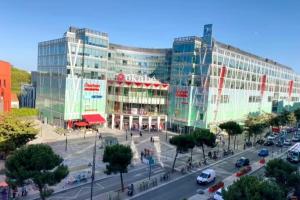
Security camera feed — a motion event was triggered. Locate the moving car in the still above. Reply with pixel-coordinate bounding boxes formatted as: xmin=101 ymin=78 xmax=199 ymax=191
xmin=263 ymin=140 xmax=274 ymax=146
xmin=235 ymin=157 xmax=250 ymax=168
xmin=214 ymin=188 xmax=224 ymax=200
xmin=258 ymin=148 xmax=269 ymax=157
xmin=197 ymin=169 xmax=216 ymax=185
xmin=287 ymin=143 xmax=300 ymax=163
xmin=284 ymin=139 xmax=292 ymax=146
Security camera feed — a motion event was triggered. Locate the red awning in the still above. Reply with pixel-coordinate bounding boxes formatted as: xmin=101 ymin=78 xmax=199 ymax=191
xmin=83 ymin=114 xmax=106 ymax=125
xmin=74 ymin=121 xmax=89 ymax=127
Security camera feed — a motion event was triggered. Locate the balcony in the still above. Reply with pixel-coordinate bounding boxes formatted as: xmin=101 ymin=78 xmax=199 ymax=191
xmin=107 ymin=95 xmax=166 ymax=105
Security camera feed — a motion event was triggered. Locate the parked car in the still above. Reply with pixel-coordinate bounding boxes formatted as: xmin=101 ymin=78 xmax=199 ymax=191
xmin=264 ymin=140 xmax=274 ymax=146
xmin=258 ymin=148 xmax=269 ymax=157
xmin=267 ymin=134 xmax=277 ymax=141
xmin=256 ymin=139 xmax=265 ymax=145
xmin=283 ymin=139 xmax=292 ymax=146
xmin=235 ymin=157 xmax=250 ymax=168
xmin=292 ymin=136 xmax=300 ymax=142
xmin=197 ymin=169 xmax=216 ymax=185
xmin=214 ymin=188 xmax=224 ymax=200
xmin=276 ymin=140 xmax=284 ymax=147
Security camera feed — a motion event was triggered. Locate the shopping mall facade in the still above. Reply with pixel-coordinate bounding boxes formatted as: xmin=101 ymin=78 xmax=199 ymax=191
xmin=34 ymin=25 xmax=300 ymax=131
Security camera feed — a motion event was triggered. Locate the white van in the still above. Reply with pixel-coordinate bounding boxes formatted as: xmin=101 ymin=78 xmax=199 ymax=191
xmin=196 ymin=169 xmax=216 ymax=184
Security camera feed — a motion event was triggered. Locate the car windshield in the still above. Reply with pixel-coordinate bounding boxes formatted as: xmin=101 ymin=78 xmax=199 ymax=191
xmin=200 ymin=173 xmax=209 ymax=178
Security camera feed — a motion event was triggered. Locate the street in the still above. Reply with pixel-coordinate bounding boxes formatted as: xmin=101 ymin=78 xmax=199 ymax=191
xmin=130 ymin=144 xmax=291 ymax=200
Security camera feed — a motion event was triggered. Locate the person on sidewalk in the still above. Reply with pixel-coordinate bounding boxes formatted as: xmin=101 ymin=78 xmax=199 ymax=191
xmin=139 ymin=131 xmax=142 ymax=137
xmin=130 ymin=132 xmax=133 ymax=137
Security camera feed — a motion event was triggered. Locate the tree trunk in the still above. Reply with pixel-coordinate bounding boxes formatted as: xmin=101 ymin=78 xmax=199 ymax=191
xmin=190 ymin=148 xmax=193 ymax=164
xmin=172 ymin=150 xmax=179 ymax=172
xmin=201 ymin=144 xmax=206 ymax=162
xmin=248 ymin=132 xmax=251 ymax=142
xmin=227 ymin=135 xmax=231 ymax=150
xmin=234 ymin=135 xmax=237 ymax=150
xmin=38 ymin=185 xmax=45 ymax=200
xmin=120 ymin=172 xmax=124 ymax=192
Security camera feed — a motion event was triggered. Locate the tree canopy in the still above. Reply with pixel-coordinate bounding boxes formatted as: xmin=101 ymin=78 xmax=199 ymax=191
xmin=219 ymin=121 xmax=242 ymax=150
xmin=193 ymin=128 xmax=216 ymax=161
xmin=103 ymin=144 xmax=133 ymax=191
xmin=223 ymin=176 xmax=285 ymax=200
xmin=11 ymin=67 xmax=31 ymax=94
xmin=5 ymin=144 xmax=69 ymax=200
xmin=265 ymin=158 xmax=300 ymax=194
xmin=0 ymin=114 xmax=37 ymax=157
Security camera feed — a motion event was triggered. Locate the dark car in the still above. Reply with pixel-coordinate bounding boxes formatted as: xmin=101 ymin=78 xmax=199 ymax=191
xmin=258 ymin=149 xmax=269 ymax=157
xmin=263 ymin=140 xmax=274 ymax=146
xmin=256 ymin=139 xmax=265 ymax=145
xmin=276 ymin=140 xmax=283 ymax=147
xmin=235 ymin=157 xmax=250 ymax=168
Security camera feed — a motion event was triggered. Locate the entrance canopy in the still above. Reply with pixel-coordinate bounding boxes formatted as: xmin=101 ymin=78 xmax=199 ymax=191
xmin=83 ymin=114 xmax=106 ymax=125
xmin=74 ymin=121 xmax=89 ymax=127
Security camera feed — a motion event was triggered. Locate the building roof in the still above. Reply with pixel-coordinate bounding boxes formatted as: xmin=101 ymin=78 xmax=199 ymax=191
xmin=109 ymin=43 xmax=171 ymax=54
xmin=214 ymin=40 xmax=293 ymax=71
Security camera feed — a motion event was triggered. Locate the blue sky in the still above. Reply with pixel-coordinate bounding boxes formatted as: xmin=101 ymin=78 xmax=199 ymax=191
xmin=0 ymin=0 xmax=299 ymax=72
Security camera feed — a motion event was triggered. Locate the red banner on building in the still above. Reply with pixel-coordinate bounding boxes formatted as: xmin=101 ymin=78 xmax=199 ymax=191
xmin=260 ymin=75 xmax=267 ymax=96
xmin=84 ymin=83 xmax=100 ymax=91
xmin=288 ymin=80 xmax=294 ymax=98
xmin=176 ymin=90 xmax=188 ymax=98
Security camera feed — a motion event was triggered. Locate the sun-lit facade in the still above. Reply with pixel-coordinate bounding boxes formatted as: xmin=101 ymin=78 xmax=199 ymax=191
xmin=34 ymin=25 xmax=300 ymax=130
xmin=169 ymin=24 xmax=300 ymax=132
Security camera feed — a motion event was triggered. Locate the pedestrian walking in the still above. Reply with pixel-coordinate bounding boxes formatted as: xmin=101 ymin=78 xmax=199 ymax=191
xmin=139 ymin=130 xmax=142 ymax=137
xmin=130 ymin=132 xmax=133 ymax=137
xmin=126 ymin=134 xmax=128 ymax=141
xmin=150 ymin=136 xmax=153 ymax=142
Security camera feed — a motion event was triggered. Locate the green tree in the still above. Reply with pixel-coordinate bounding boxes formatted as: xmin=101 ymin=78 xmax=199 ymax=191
xmin=5 ymin=144 xmax=69 ymax=200
xmin=244 ymin=115 xmax=267 ymax=143
xmin=0 ymin=114 xmax=38 ymax=157
xmin=223 ymin=176 xmax=285 ymax=200
xmin=294 ymin=108 xmax=300 ymax=122
xmin=103 ymin=144 xmax=133 ymax=191
xmin=219 ymin=121 xmax=242 ymax=150
xmin=192 ymin=129 xmax=216 ymax=162
xmin=169 ymin=135 xmax=194 ymax=172
xmin=287 ymin=112 xmax=297 ymax=127
xmin=265 ymin=158 xmax=300 ymax=194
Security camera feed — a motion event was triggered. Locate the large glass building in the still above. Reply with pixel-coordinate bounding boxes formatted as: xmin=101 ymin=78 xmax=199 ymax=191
xmin=169 ymin=24 xmax=300 ymax=132
xmin=34 ymin=27 xmax=171 ymax=127
xmin=34 ymin=25 xmax=300 ymax=130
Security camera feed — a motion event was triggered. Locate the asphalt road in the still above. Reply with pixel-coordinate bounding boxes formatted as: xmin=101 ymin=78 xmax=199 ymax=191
xmin=130 ymin=144 xmax=291 ymax=200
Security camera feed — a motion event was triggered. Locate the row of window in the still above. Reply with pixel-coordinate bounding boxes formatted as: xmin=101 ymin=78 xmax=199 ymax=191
xmin=211 ymin=95 xmax=230 ymax=104
xmin=249 ymin=96 xmax=261 ymax=103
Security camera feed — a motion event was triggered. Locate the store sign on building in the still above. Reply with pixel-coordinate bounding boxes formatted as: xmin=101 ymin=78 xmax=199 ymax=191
xmin=84 ymin=83 xmax=100 ymax=91
xmin=176 ymin=90 xmax=189 ymax=98
xmin=116 ymin=73 xmax=157 ymax=83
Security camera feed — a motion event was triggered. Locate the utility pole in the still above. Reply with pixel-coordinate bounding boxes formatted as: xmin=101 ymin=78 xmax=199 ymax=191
xmin=90 ymin=131 xmax=97 ymax=200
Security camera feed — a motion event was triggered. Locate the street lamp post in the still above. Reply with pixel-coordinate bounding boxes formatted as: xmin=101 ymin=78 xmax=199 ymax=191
xmin=90 ymin=130 xmax=97 ymax=200
xmin=65 ymin=132 xmax=68 ymax=152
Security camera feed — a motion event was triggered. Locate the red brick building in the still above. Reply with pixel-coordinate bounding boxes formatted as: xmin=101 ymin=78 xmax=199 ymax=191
xmin=0 ymin=61 xmax=11 ymax=112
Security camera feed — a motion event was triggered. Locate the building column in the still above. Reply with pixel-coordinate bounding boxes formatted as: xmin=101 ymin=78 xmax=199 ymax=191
xmin=139 ymin=116 xmax=143 ymax=131
xmin=148 ymin=116 xmax=152 ymax=133
xmin=112 ymin=114 xmax=115 ymax=129
xmin=165 ymin=115 xmax=168 ymax=130
xmin=129 ymin=116 xmax=133 ymax=131
xmin=157 ymin=116 xmax=161 ymax=131
xmin=120 ymin=115 xmax=124 ymax=130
